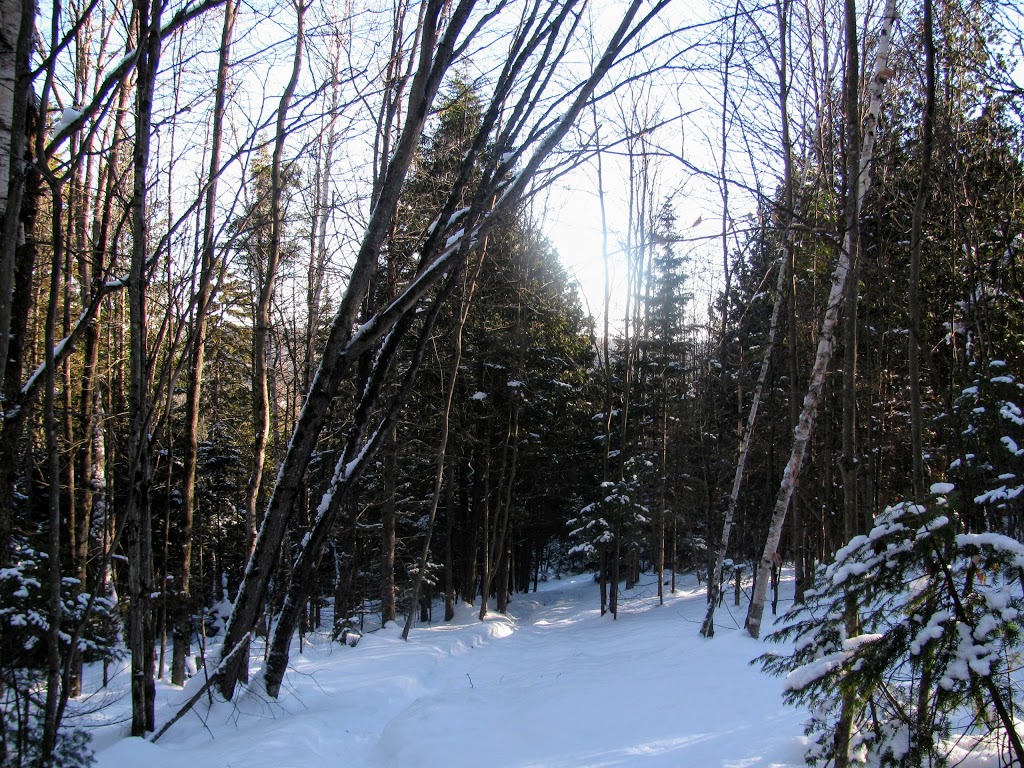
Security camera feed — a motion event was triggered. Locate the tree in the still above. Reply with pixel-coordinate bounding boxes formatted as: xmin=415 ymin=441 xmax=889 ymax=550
xmin=759 ymin=487 xmax=1024 ymax=766
xmin=172 ymin=0 xmax=237 ymax=689
xmin=745 ymin=0 xmax=898 ymax=640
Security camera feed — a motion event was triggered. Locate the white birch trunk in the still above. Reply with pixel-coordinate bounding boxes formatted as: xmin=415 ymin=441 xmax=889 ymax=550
xmin=701 ymin=244 xmax=790 ymax=637
xmin=0 ymin=0 xmax=18 ymax=217
xmin=0 ymin=0 xmax=28 ymax=406
xmin=745 ymin=0 xmax=898 ymax=639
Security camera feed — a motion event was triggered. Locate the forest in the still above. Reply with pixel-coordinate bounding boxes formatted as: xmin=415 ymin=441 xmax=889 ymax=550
xmin=0 ymin=0 xmax=1022 ymax=765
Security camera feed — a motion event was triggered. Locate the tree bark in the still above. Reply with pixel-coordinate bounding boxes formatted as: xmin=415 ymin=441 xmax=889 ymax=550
xmin=479 ymin=294 xmax=523 ymax=621
xmin=380 ymin=423 xmax=398 ymax=626
xmin=0 ymin=0 xmax=34 ymax=416
xmin=39 ymin=183 xmax=65 ymax=768
xmin=909 ymin=0 xmax=935 ymax=502
xmin=835 ymin=5 xmax=865 ymax=762
xmin=0 ymin=0 xmax=35 ymax=567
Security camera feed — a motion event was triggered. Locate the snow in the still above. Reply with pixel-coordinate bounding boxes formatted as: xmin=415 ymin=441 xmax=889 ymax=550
xmin=999 ymin=402 xmax=1024 ymax=426
xmin=448 ymin=207 xmax=471 ymax=223
xmin=784 ymin=650 xmax=847 ymax=691
xmin=956 ymin=531 xmax=1024 ymax=562
xmin=53 ymin=107 xmax=82 ymax=135
xmin=88 ymin=573 xmax=813 ymax=768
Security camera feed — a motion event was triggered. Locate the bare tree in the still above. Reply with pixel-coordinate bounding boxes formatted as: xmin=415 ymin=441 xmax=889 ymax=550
xmin=172 ymin=0 xmax=237 ymax=687
xmin=125 ymin=0 xmax=163 ymax=735
xmin=245 ymin=0 xmax=306 ymax=559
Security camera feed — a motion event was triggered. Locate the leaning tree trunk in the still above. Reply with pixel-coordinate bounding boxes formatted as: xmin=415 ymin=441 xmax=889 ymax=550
xmin=265 ymin=279 xmax=455 ymax=697
xmin=216 ymin=2 xmax=468 ymax=699
xmin=702 ymin=0 xmax=807 ymax=631
xmin=701 ymin=227 xmax=791 ymax=637
xmin=745 ymin=0 xmax=897 ymax=640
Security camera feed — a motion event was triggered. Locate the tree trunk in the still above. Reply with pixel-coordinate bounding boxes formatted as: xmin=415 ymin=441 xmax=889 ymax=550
xmin=219 ymin=0 xmax=663 ymax=698
xmin=0 ymin=0 xmax=35 ymax=566
xmin=265 ymin=279 xmax=455 ymax=697
xmin=380 ymin=424 xmax=398 ymax=626
xmin=788 ymin=239 xmax=804 ymax=602
xmin=479 ymin=305 xmax=522 ymax=622
xmin=909 ymin=0 xmax=935 ymax=502
xmin=443 ymin=473 xmax=456 ymax=621
xmin=173 ymin=0 xmax=235 ymax=688
xmin=245 ymin=0 xmax=304 ymax=562
xmin=127 ymin=0 xmax=163 ymax=734
xmin=0 ymin=0 xmax=34 ymax=413
xmin=701 ymin=229 xmax=791 ymax=637
xmin=745 ymin=0 xmax=897 ymax=640
xmin=218 ymin=2 xmax=469 ymax=698
xmin=495 ymin=534 xmax=511 ymax=614
xmin=657 ymin=397 xmax=667 ymax=605
xmin=835 ymin=3 xmax=864 ymax=759
xmin=39 ymin=185 xmax=65 ymax=768
xmin=402 ymin=261 xmax=479 ymax=640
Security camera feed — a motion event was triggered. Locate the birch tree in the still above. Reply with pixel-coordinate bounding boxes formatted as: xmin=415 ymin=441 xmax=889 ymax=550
xmin=0 ymin=0 xmax=35 ymax=428
xmin=745 ymin=0 xmax=898 ymax=640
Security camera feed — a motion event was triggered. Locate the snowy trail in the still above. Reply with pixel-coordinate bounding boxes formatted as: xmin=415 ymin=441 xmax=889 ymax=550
xmin=92 ymin=574 xmax=808 ymax=768
xmin=372 ymin=576 xmax=806 ymax=767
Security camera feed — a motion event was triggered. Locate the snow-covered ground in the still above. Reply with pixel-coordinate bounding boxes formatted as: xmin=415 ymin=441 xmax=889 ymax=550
xmin=89 ymin=573 xmax=812 ymax=767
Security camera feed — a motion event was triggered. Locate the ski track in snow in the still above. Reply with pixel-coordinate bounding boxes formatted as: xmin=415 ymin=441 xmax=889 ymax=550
xmin=91 ymin=574 xmax=809 ymax=768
